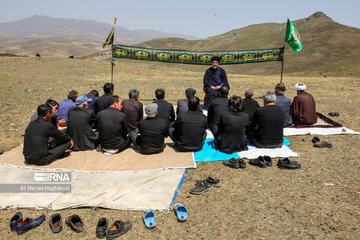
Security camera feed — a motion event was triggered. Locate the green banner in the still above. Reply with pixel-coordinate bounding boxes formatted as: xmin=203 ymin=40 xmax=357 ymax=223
xmin=285 ymin=19 xmax=303 ymax=53
xmin=112 ymin=45 xmax=284 ymax=65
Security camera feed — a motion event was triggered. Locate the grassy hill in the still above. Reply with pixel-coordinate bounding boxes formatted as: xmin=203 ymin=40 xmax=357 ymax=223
xmin=137 ymin=12 xmax=360 ymax=76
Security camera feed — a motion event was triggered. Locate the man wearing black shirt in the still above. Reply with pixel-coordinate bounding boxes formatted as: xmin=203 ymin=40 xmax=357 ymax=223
xmin=248 ymin=92 xmax=285 ymax=148
xmin=23 ymin=104 xmax=73 ymax=165
xmin=95 ymin=83 xmax=114 ymax=114
xmin=170 ymin=96 xmax=207 ymax=152
xmin=207 ymin=86 xmax=229 ymax=136
xmin=96 ymin=95 xmax=130 ymax=155
xmin=121 ymin=89 xmax=143 ymax=132
xmin=153 ymin=89 xmax=175 ymax=126
xmin=130 ymin=103 xmax=168 ymax=154
xmin=241 ymin=88 xmax=259 ymax=122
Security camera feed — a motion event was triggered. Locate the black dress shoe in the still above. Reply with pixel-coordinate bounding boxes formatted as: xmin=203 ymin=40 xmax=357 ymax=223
xmin=10 ymin=211 xmax=23 ymax=231
xmin=106 ymin=220 xmax=132 ymax=240
xmin=48 ymin=213 xmax=62 ymax=233
xmin=65 ymin=214 xmax=84 ymax=233
xmin=238 ymin=159 xmax=246 ymax=168
xmin=263 ymin=156 xmax=272 ymax=167
xmin=96 ymin=217 xmax=109 ymax=239
xmin=249 ymin=156 xmax=267 ymax=168
xmin=15 ymin=215 xmax=46 ymax=235
xmin=277 ymin=158 xmax=301 ymax=170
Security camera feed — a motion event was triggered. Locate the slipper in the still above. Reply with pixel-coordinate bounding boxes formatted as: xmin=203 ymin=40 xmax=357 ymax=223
xmin=173 ymin=203 xmax=188 ymax=222
xmin=142 ymin=209 xmax=156 ymax=229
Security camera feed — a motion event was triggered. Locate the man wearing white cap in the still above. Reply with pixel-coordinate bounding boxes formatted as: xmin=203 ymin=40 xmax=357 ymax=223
xmin=290 ymin=83 xmax=317 ymax=125
xmin=66 ymin=94 xmax=97 ymax=151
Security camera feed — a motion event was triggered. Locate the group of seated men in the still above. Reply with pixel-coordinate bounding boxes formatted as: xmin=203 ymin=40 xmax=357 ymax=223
xmin=23 ymin=81 xmax=316 ymax=166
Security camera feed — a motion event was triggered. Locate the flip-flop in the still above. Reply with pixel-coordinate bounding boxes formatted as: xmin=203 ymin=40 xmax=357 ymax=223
xmin=142 ymin=208 xmax=156 ymax=229
xmin=174 ymin=203 xmax=188 ymax=222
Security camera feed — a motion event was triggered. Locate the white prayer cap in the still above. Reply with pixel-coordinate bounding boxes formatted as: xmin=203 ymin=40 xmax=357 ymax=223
xmin=295 ymin=83 xmax=307 ymax=91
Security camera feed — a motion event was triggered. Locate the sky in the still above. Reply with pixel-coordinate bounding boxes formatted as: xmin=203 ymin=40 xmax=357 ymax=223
xmin=1 ymin=0 xmax=359 ymax=38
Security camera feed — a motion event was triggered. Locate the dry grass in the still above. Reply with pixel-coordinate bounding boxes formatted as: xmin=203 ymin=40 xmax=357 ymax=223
xmin=0 ymin=57 xmax=359 ymax=239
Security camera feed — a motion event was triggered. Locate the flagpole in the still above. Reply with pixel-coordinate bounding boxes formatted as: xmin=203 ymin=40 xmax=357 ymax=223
xmin=111 ymin=17 xmax=117 ymax=84
xmin=280 ymin=44 xmax=285 ymax=83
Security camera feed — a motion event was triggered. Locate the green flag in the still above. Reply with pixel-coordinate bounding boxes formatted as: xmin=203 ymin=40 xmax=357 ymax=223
xmin=285 ymin=18 xmax=303 ymax=53
xmin=103 ymin=18 xmax=117 ymax=48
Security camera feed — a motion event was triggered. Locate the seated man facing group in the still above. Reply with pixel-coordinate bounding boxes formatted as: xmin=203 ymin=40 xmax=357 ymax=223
xmin=130 ymin=103 xmax=168 ymax=154
xmin=66 ymin=95 xmax=97 ymax=151
xmin=96 ymin=95 xmax=130 ymax=155
xmin=207 ymin=86 xmax=229 ymax=136
xmin=57 ymin=90 xmax=79 ymax=127
xmin=248 ymin=91 xmax=285 ymax=148
xmin=214 ymin=96 xmax=248 ymax=154
xmin=153 ymin=88 xmax=175 ymax=126
xmin=121 ymin=89 xmax=143 ymax=133
xmin=23 ymin=104 xmax=73 ymax=165
xmin=291 ymin=83 xmax=317 ymax=125
xmin=170 ymin=96 xmax=208 ymax=152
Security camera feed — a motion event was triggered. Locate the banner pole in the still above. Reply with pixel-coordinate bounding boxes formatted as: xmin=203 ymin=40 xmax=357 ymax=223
xmin=280 ymin=44 xmax=285 ymax=83
xmin=111 ymin=44 xmax=114 ymax=84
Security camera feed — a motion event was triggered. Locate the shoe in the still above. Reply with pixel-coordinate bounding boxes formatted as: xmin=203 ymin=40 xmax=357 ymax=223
xmin=10 ymin=211 xmax=23 ymax=231
xmin=263 ymin=156 xmax=272 ymax=167
xmin=96 ymin=217 xmax=109 ymax=239
xmin=312 ymin=137 xmax=320 ymax=144
xmin=249 ymin=156 xmax=267 ymax=168
xmin=142 ymin=209 xmax=156 ymax=229
xmin=277 ymin=158 xmax=301 ymax=170
xmin=204 ymin=176 xmax=221 ymax=187
xmin=173 ymin=203 xmax=188 ymax=222
xmin=190 ymin=180 xmax=213 ymax=195
xmin=48 ymin=213 xmax=62 ymax=233
xmin=106 ymin=221 xmax=132 ymax=239
xmin=238 ymin=159 xmax=246 ymax=168
xmin=15 ymin=215 xmax=45 ymax=235
xmin=223 ymin=158 xmax=240 ymax=169
xmin=65 ymin=214 xmax=84 ymax=233
xmin=314 ymin=141 xmax=333 ymax=148
xmin=328 ymin=112 xmax=339 ymax=116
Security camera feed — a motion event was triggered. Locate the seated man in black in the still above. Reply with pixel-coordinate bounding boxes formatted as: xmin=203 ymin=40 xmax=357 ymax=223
xmin=30 ymin=99 xmax=59 ymax=126
xmin=207 ymin=86 xmax=229 ymax=136
xmin=153 ymin=88 xmax=175 ymax=126
xmin=129 ymin=103 xmax=168 ymax=154
xmin=169 ymin=96 xmax=208 ymax=152
xmin=96 ymin=95 xmax=130 ymax=155
xmin=176 ymin=88 xmax=197 ymax=115
xmin=95 ymin=83 xmax=114 ymax=114
xmin=66 ymin=95 xmax=97 ymax=151
xmin=214 ymin=96 xmax=248 ymax=154
xmin=23 ymin=104 xmax=73 ymax=165
xmin=121 ymin=89 xmax=143 ymax=133
xmin=241 ymin=88 xmax=259 ymax=122
xmin=248 ymin=91 xmax=285 ymax=148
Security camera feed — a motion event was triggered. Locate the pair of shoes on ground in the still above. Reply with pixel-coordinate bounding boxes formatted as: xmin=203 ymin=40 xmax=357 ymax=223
xmin=96 ymin=218 xmax=132 ymax=239
xmin=49 ymin=214 xmax=84 ymax=233
xmin=142 ymin=204 xmax=188 ymax=229
xmin=223 ymin=158 xmax=246 ymax=169
xmin=249 ymin=156 xmax=272 ymax=168
xmin=312 ymin=137 xmax=333 ymax=148
xmin=10 ymin=211 xmax=45 ymax=235
xmin=277 ymin=158 xmax=301 ymax=170
xmin=190 ymin=176 xmax=220 ymax=195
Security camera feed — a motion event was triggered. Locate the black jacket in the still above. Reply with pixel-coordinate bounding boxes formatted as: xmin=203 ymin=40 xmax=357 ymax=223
xmin=215 ymin=111 xmax=248 ymax=154
xmin=207 ymin=96 xmax=228 ymax=133
xmin=173 ymin=111 xmax=208 ymax=151
xmin=121 ymin=99 xmax=144 ymax=131
xmin=154 ymin=99 xmax=175 ymax=124
xmin=66 ymin=107 xmax=97 ymax=151
xmin=95 ymin=93 xmax=111 ymax=114
xmin=96 ymin=107 xmax=128 ymax=149
xmin=203 ymin=67 xmax=229 ymax=109
xmin=241 ymin=97 xmax=259 ymax=122
xmin=138 ymin=117 xmax=168 ymax=152
xmin=23 ymin=117 xmax=71 ymax=161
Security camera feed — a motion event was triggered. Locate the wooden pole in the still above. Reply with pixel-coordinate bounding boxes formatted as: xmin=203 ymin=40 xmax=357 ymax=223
xmin=280 ymin=44 xmax=285 ymax=83
xmin=111 ymin=17 xmax=117 ymax=84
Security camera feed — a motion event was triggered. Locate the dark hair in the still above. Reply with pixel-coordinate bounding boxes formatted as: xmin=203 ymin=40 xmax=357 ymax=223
xmin=45 ymin=99 xmax=58 ymax=107
xmin=68 ymin=90 xmax=78 ymax=100
xmin=188 ymin=96 xmax=200 ymax=111
xmin=108 ymin=95 xmax=120 ymax=106
xmin=89 ymin=90 xmax=99 ymax=97
xmin=155 ymin=89 xmax=165 ymax=99
xmin=185 ymin=88 xmax=196 ymax=99
xmin=103 ymin=83 xmax=114 ymax=94
xmin=129 ymin=89 xmax=140 ymax=99
xmin=211 ymin=56 xmax=221 ymax=63
xmin=228 ymin=96 xmax=243 ymax=113
xmin=219 ymin=86 xmax=229 ymax=97
xmin=37 ymin=104 xmax=52 ymax=117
